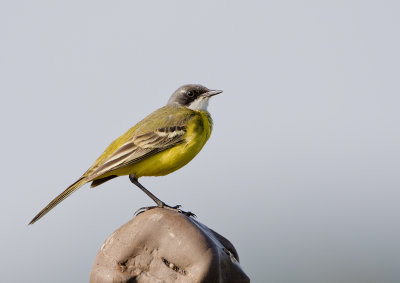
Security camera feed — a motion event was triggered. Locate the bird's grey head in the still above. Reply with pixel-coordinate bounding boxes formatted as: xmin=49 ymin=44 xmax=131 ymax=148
xmin=167 ymin=84 xmax=222 ymax=111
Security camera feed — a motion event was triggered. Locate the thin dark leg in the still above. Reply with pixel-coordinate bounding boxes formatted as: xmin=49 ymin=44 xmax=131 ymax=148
xmin=129 ymin=174 xmax=165 ymax=207
xmin=128 ymin=174 xmax=195 ymax=217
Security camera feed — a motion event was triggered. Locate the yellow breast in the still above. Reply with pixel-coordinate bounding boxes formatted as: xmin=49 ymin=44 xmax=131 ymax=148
xmin=131 ymin=110 xmax=213 ymax=177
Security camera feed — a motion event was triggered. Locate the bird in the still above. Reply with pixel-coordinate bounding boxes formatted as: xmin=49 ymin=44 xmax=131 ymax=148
xmin=29 ymin=84 xmax=222 ymax=224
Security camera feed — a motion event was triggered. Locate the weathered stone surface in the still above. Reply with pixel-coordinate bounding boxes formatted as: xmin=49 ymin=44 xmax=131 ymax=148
xmin=90 ymin=208 xmax=249 ymax=283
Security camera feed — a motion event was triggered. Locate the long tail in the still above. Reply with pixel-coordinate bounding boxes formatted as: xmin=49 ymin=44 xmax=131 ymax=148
xmin=29 ymin=177 xmax=87 ymax=225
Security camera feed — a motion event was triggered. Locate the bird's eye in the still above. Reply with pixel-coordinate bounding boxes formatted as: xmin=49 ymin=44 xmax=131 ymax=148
xmin=187 ymin=91 xmax=194 ymax=97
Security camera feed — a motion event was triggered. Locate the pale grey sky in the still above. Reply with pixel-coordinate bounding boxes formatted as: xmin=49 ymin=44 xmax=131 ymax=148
xmin=1 ymin=1 xmax=400 ymax=282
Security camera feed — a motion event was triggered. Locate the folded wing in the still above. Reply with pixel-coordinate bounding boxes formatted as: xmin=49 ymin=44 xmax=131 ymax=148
xmin=88 ymin=126 xmax=187 ymax=180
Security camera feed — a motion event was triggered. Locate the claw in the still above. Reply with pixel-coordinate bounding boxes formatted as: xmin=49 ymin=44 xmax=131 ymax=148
xmin=184 ymin=211 xmax=196 ymax=218
xmin=134 ymin=206 xmax=150 ymax=216
xmin=133 ymin=204 xmax=196 ymax=218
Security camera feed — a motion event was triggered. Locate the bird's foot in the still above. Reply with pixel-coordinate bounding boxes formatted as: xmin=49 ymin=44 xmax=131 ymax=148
xmin=134 ymin=203 xmax=196 ymax=218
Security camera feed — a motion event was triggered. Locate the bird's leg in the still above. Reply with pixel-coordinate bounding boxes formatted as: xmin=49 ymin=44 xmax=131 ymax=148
xmin=129 ymin=174 xmax=165 ymax=207
xmin=129 ymin=174 xmax=195 ymax=217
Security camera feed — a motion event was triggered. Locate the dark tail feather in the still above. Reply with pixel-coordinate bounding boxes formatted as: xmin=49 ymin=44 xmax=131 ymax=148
xmin=29 ymin=177 xmax=87 ymax=225
xmin=90 ymin=175 xmax=118 ymax=188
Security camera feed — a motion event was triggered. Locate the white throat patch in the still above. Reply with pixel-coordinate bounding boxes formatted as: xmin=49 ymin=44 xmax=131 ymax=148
xmin=187 ymin=97 xmax=209 ymax=111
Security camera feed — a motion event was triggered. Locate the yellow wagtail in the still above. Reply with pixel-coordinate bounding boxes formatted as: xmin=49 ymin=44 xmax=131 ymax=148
xmin=29 ymin=84 xmax=222 ymax=224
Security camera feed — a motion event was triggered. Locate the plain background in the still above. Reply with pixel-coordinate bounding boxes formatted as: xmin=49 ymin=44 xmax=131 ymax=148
xmin=1 ymin=1 xmax=399 ymax=282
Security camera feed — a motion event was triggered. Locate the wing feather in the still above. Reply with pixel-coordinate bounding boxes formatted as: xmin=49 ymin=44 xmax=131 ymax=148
xmin=88 ymin=126 xmax=187 ymax=179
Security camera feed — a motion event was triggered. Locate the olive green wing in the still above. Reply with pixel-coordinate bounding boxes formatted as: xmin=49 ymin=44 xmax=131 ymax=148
xmin=86 ymin=105 xmax=195 ymax=180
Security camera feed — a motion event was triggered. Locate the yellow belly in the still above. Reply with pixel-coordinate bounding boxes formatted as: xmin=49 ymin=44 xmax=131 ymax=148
xmin=118 ymin=110 xmax=212 ymax=178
